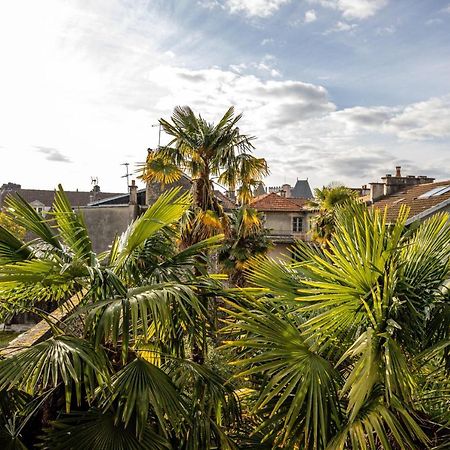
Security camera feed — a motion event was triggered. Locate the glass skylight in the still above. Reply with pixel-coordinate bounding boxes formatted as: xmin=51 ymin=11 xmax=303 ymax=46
xmin=418 ymin=185 xmax=450 ymax=199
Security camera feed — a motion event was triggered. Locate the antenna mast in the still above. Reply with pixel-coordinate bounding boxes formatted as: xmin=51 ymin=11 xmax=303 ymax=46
xmin=151 ymin=122 xmax=162 ymax=148
xmin=121 ymin=163 xmax=130 ymax=190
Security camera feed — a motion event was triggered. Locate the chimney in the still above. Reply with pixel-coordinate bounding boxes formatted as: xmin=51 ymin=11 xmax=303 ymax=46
xmin=395 ymin=166 xmax=401 ymax=177
xmin=129 ymin=179 xmax=138 ymax=205
xmin=281 ymin=183 xmax=291 ymax=198
xmin=370 ymin=182 xmax=385 ymax=202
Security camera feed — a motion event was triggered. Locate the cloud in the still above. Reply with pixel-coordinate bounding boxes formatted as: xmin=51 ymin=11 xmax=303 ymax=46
xmin=310 ymin=0 xmax=388 ymax=20
xmin=229 ymin=55 xmax=282 ymax=77
xmin=332 ymin=96 xmax=450 ymax=140
xmin=201 ymin=0 xmax=292 ymax=17
xmin=146 ymin=65 xmax=336 ymax=126
xmin=375 ymin=25 xmax=395 ymax=35
xmin=261 ymin=38 xmax=274 ymax=46
xmin=324 ymin=20 xmax=358 ymax=33
xmin=304 ymin=9 xmax=317 ymax=23
xmin=34 ymin=146 xmax=71 ymax=163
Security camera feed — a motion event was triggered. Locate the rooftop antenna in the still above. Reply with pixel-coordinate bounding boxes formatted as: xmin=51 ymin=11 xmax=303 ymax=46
xmin=121 ymin=163 xmax=130 ymax=190
xmin=151 ymin=122 xmax=162 ymax=148
xmin=91 ymin=176 xmax=99 ymax=188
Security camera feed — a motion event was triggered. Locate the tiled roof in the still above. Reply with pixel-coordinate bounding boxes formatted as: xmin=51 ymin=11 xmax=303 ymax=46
xmin=250 ymin=192 xmax=303 ymax=212
xmin=0 ymin=188 xmax=125 ymax=208
xmin=372 ymin=180 xmax=450 ymax=222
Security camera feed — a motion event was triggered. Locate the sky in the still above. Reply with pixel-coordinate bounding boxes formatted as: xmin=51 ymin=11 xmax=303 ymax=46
xmin=0 ymin=0 xmax=449 ymax=193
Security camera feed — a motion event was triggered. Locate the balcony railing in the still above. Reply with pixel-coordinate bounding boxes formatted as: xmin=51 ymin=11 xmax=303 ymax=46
xmin=268 ymin=230 xmax=309 ymax=240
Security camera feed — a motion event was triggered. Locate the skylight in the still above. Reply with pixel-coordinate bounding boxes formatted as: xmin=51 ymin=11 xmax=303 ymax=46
xmin=418 ymin=185 xmax=450 ymax=199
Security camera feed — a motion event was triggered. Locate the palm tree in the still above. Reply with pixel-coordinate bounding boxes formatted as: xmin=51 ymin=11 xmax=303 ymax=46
xmin=218 ymin=206 xmax=272 ymax=287
xmin=0 ymin=187 xmax=241 ymax=448
xmin=141 ymin=106 xmax=268 ymax=242
xmin=309 ymin=184 xmax=357 ymax=244
xmin=223 ymin=201 xmax=450 ymax=449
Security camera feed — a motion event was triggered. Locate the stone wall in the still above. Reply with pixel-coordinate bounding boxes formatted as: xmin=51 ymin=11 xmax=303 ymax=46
xmin=81 ymin=205 xmax=138 ymax=253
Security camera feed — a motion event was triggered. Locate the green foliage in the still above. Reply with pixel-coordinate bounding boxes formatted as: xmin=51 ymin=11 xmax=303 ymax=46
xmin=309 ymin=184 xmax=357 ymax=244
xmin=219 ymin=206 xmax=272 ymax=286
xmin=0 ymin=185 xmax=238 ymax=448
xmin=224 ymin=201 xmax=450 ymax=449
xmin=1 ymin=176 xmax=449 ymax=448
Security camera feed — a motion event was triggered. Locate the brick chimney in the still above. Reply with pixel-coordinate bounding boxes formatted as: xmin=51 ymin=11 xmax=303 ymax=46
xmin=395 ymin=166 xmax=402 ymax=177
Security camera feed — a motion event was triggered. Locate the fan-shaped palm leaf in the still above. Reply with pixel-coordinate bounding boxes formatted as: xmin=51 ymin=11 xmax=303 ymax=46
xmin=0 ymin=336 xmax=110 ymax=411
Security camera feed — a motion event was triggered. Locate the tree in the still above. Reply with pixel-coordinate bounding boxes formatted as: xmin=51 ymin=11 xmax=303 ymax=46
xmin=218 ymin=206 xmax=272 ymax=287
xmin=309 ymin=185 xmax=357 ymax=244
xmin=224 ymin=201 xmax=450 ymax=449
xmin=0 ymin=187 xmax=240 ymax=448
xmin=141 ymin=106 xmax=268 ymax=243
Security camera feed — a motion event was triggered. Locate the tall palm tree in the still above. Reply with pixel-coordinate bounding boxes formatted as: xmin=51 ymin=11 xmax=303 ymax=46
xmin=141 ymin=106 xmax=268 ymax=241
xmin=0 ymin=187 xmax=241 ymax=448
xmin=223 ymin=201 xmax=450 ymax=449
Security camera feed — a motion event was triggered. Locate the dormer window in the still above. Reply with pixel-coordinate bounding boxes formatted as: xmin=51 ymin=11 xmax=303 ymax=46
xmin=292 ymin=216 xmax=303 ymax=233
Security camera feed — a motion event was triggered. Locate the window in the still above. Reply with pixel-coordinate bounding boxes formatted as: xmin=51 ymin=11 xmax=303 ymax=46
xmin=292 ymin=216 xmax=303 ymax=233
xmin=418 ymin=185 xmax=450 ymax=199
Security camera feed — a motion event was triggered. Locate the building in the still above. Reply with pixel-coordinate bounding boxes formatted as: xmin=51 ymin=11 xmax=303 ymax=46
xmin=251 ymin=193 xmax=315 ymax=260
xmin=265 ymin=179 xmax=314 ymax=199
xmin=368 ymin=166 xmax=435 ymax=203
xmin=0 ymin=182 xmax=124 ymax=214
xmin=372 ymin=179 xmax=450 ymax=224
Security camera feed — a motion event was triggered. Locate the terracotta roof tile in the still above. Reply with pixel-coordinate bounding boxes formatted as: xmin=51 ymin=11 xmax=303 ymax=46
xmin=372 ymin=180 xmax=450 ymax=222
xmin=250 ymin=192 xmax=304 ymax=212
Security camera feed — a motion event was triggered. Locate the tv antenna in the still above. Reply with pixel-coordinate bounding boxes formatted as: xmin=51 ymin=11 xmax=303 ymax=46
xmin=91 ymin=176 xmax=99 ymax=187
xmin=121 ymin=163 xmax=130 ymax=190
xmin=151 ymin=122 xmax=162 ymax=148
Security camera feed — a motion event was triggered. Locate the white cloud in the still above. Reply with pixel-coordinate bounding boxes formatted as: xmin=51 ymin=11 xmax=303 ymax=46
xmin=324 ymin=20 xmax=358 ymax=33
xmin=261 ymin=38 xmax=274 ymax=45
xmin=229 ymin=55 xmax=282 ymax=77
xmin=304 ymin=9 xmax=317 ymax=23
xmin=330 ymin=96 xmax=450 ymax=140
xmin=0 ymin=0 xmax=448 ymax=193
xmin=310 ymin=0 xmax=388 ymax=20
xmin=375 ymin=25 xmax=395 ymax=35
xmin=223 ymin=0 xmax=291 ymax=17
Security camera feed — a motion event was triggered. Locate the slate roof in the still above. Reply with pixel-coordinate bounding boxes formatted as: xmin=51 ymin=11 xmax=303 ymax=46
xmin=291 ymin=179 xmax=313 ymax=199
xmin=0 ymin=187 xmax=125 ymax=209
xmin=88 ymin=189 xmax=147 ymax=206
xmin=250 ymin=193 xmax=304 ymax=212
xmin=372 ymin=180 xmax=450 ymax=222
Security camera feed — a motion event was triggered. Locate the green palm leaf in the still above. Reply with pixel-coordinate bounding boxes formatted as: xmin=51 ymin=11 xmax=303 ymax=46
xmin=41 ymin=410 xmax=171 ymax=449
xmin=5 ymin=194 xmax=61 ymax=249
xmin=0 ymin=336 xmax=110 ymax=411
xmin=223 ymin=298 xmax=341 ymax=448
xmin=51 ymin=185 xmax=95 ymax=264
xmin=112 ymin=187 xmax=191 ymax=271
xmin=98 ymin=358 xmax=186 ymax=439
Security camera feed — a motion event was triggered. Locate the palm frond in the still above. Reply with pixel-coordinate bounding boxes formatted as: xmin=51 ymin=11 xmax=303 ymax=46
xmin=41 ymin=409 xmax=171 ymax=449
xmin=0 ymin=336 xmax=110 ymax=411
xmin=51 ymin=185 xmax=95 ymax=264
xmin=98 ymin=358 xmax=186 ymax=438
xmin=5 ymin=194 xmax=61 ymax=249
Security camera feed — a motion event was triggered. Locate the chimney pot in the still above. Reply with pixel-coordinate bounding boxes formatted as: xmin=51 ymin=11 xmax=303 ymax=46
xmin=395 ymin=166 xmax=401 ymax=177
